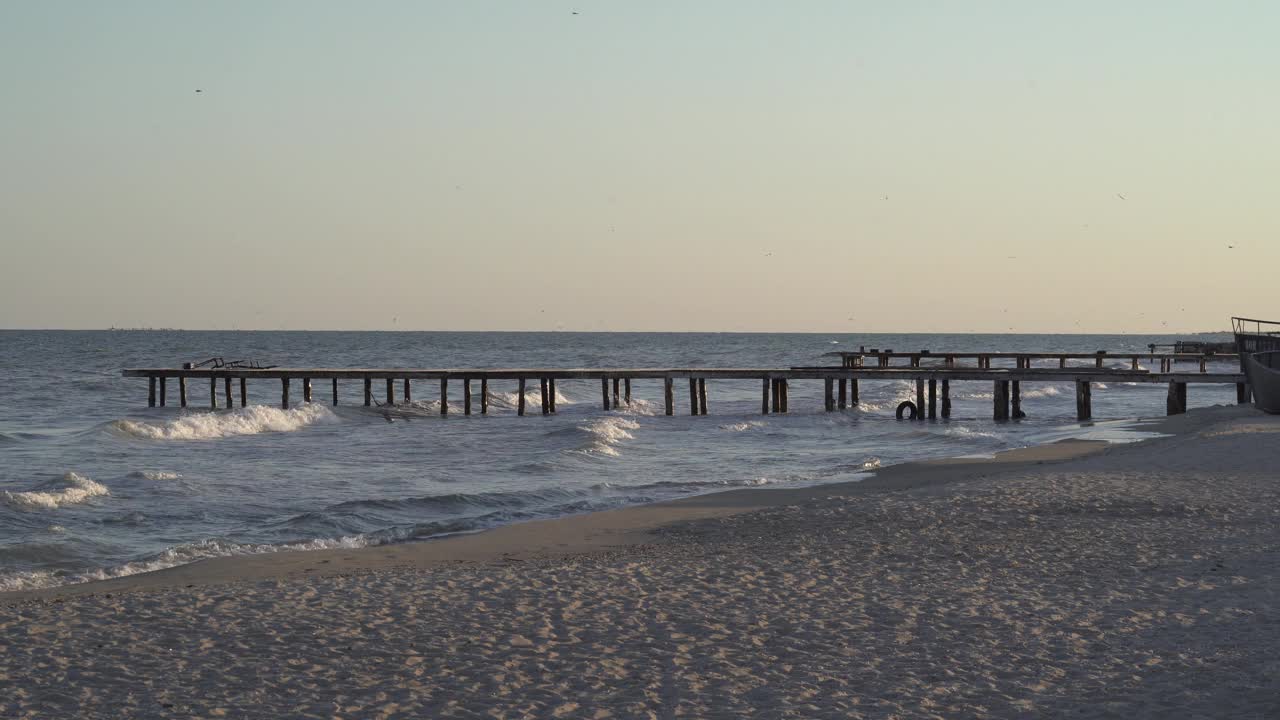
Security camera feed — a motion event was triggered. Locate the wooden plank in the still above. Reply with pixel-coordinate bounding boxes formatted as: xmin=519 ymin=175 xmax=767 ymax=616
xmin=440 ymin=378 xmax=449 ymax=416
xmin=517 ymin=379 xmax=526 ymax=416
xmin=664 ymin=378 xmax=674 ymax=416
xmin=281 ymin=378 xmax=289 ymax=409
xmin=148 ymin=376 xmax=156 ymax=407
xmin=698 ymin=378 xmax=707 ymax=415
xmin=178 ymin=376 xmax=187 ymax=408
xmin=1076 ymin=381 xmax=1092 ymax=421
xmin=464 ymin=378 xmax=472 ymax=415
xmin=941 ymin=379 xmax=951 ymax=418
xmin=481 ymin=379 xmax=489 ymax=414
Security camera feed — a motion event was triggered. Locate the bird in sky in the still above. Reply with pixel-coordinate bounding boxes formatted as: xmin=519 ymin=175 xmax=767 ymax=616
xmin=195 ymin=89 xmax=202 ymax=93
xmin=1227 ymin=245 xmax=1235 ymax=249
xmin=1116 ymin=193 xmax=1126 ymax=200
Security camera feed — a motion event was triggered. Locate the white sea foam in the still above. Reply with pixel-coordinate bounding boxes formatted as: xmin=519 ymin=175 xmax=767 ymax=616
xmin=575 ymin=417 xmax=640 ymax=457
xmin=112 ymin=404 xmax=339 ymax=440
xmin=486 ymin=388 xmax=574 ymax=411
xmin=0 ymin=535 xmax=374 ymax=592
xmin=1021 ymin=386 xmax=1063 ymax=399
xmin=128 ymin=470 xmax=182 ymax=481
xmin=2 ymin=472 xmax=109 ymax=511
xmin=719 ymin=420 xmax=766 ymax=432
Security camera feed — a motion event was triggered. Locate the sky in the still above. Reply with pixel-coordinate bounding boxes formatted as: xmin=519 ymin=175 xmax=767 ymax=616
xmin=1 ymin=1 xmax=1276 ymax=332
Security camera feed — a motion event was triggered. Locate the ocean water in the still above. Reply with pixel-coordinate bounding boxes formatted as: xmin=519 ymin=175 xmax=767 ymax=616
xmin=0 ymin=330 xmax=1241 ymax=591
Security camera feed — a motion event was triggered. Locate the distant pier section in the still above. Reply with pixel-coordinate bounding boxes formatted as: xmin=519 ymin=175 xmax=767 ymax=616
xmin=124 ymin=349 xmax=1248 ymax=422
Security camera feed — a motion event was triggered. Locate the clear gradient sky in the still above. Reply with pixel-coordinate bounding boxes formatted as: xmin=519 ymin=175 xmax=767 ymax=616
xmin=1 ymin=1 xmax=1276 ymax=332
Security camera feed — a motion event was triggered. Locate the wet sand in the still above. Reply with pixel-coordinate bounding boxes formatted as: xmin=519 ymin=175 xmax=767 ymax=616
xmin=3 ymin=405 xmax=1278 ymax=718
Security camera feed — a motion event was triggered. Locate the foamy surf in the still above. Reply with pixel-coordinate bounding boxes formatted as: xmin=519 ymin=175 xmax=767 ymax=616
xmin=112 ymin=404 xmax=339 ymax=440
xmin=574 ymin=417 xmax=640 ymax=457
xmin=2 ymin=472 xmax=109 ymax=511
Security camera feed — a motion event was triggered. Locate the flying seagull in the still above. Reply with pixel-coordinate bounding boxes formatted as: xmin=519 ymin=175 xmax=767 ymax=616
xmin=1116 ymin=193 xmax=1126 ymax=200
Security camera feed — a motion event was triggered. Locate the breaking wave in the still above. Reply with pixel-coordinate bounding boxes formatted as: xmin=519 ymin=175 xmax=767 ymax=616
xmin=111 ymin=404 xmax=339 ymax=440
xmin=128 ymin=470 xmax=182 ymax=481
xmin=572 ymin=417 xmax=640 ymax=457
xmin=2 ymin=472 xmax=109 ymax=511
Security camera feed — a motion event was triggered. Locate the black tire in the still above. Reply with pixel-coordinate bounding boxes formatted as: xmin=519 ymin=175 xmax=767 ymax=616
xmin=895 ymin=400 xmax=917 ymax=420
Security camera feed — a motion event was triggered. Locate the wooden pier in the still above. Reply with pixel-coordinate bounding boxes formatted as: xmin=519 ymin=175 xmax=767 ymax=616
xmin=826 ymin=350 xmax=1239 ymax=374
xmin=125 ymin=362 xmax=1248 ymax=422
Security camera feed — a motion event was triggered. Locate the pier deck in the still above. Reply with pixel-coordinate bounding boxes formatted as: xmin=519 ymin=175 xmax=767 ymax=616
xmin=123 ymin=365 xmax=1249 ymax=422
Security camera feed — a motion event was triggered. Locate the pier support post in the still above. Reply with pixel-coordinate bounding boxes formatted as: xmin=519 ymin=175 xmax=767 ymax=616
xmin=281 ymin=378 xmax=289 ymax=409
xmin=148 ymin=377 xmax=156 ymax=407
xmin=518 ymin=379 xmax=527 ymax=416
xmin=824 ymin=379 xmax=834 ymax=411
xmin=838 ymin=378 xmax=847 ymax=409
xmin=464 ymin=378 xmax=472 ymax=415
xmin=993 ymin=381 xmax=1010 ymax=420
xmin=916 ymin=379 xmax=925 ymax=421
xmin=849 ymin=378 xmax=859 ymax=406
xmin=332 ymin=378 xmax=338 ymax=406
xmin=1237 ymin=382 xmax=1250 ymax=405
xmin=624 ymin=378 xmax=631 ymax=405
xmin=762 ymin=377 xmax=771 ymax=414
xmin=385 ymin=379 xmax=394 ymax=406
xmin=941 ymin=379 xmax=951 ymax=418
xmin=1011 ymin=381 xmax=1024 ymax=419
xmin=159 ymin=377 xmax=166 ymax=407
xmin=549 ymin=379 xmax=557 ymax=413
xmin=688 ymin=378 xmax=698 ymax=416
xmin=440 ymin=378 xmax=449 ymax=416
xmin=1167 ymin=381 xmax=1187 ymax=415
xmin=179 ymin=377 xmax=187 ymax=408
xmin=303 ymin=378 xmax=312 ymax=404
xmin=404 ymin=379 xmax=411 ymax=404
xmin=540 ymin=378 xmax=549 ymax=416
xmin=664 ymin=378 xmax=674 ymax=416
xmin=603 ymin=378 xmax=612 ymax=411
xmin=780 ymin=379 xmax=789 ymax=413
xmin=240 ymin=378 xmax=247 ymax=407
xmin=210 ymin=377 xmax=217 ymax=409
xmin=770 ymin=379 xmax=779 ymax=413
xmin=1076 ymin=381 xmax=1092 ymax=421
xmin=225 ymin=377 xmax=233 ymax=409
xmin=612 ymin=378 xmax=620 ymax=408
xmin=1095 ymin=352 xmax=1105 ymax=369
xmin=928 ymin=379 xmax=937 ymax=419
xmin=363 ymin=378 xmax=372 ymax=406
xmin=698 ymin=378 xmax=708 ymax=415
xmin=481 ymin=379 xmax=489 ymax=414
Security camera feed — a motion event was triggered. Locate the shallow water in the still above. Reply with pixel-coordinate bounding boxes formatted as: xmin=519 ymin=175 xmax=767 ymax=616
xmin=0 ymin=330 xmax=1239 ymax=590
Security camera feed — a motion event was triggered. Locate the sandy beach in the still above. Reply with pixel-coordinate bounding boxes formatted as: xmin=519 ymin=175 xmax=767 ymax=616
xmin=3 ymin=404 xmax=1278 ymax=719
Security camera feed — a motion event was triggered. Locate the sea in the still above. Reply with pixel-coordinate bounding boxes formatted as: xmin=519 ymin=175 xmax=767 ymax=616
xmin=0 ymin=330 xmax=1241 ymax=592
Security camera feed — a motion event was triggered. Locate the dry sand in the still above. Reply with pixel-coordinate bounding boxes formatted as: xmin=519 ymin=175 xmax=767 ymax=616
xmin=2 ymin=405 xmax=1278 ymax=719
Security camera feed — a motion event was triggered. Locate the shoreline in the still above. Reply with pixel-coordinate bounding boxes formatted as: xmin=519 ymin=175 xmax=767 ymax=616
xmin=2 ymin=408 xmax=1211 ymax=604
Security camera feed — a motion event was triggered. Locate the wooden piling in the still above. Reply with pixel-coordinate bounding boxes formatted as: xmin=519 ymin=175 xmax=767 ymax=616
xmin=210 ymin=377 xmax=217 ymax=409
xmin=993 ymin=381 xmax=1009 ymax=421
xmin=1059 ymin=357 xmax=1067 ymax=369
xmin=941 ymin=379 xmax=951 ymax=418
xmin=518 ymin=379 xmax=527 ymax=416
xmin=1166 ymin=381 xmax=1187 ymax=415
xmin=1011 ymin=381 xmax=1024 ymax=419
xmin=440 ymin=378 xmax=449 ymax=416
xmin=159 ymin=377 xmax=166 ymax=407
xmin=849 ymin=378 xmax=859 ymax=406
xmin=1237 ymin=382 xmax=1250 ymax=405
xmin=540 ymin=378 xmax=549 ymax=416
xmin=240 ymin=378 xmax=247 ymax=407
xmin=1199 ymin=357 xmax=1207 ymax=373
xmin=780 ymin=379 xmax=789 ymax=413
xmin=481 ymin=379 xmax=489 ymax=414
xmin=549 ymin=379 xmax=557 ymax=413
xmin=915 ymin=379 xmax=925 ymax=420
xmin=179 ymin=377 xmax=187 ymax=408
xmin=1076 ymin=381 xmax=1092 ymax=421
xmin=770 ymin=378 xmax=779 ymax=413
xmin=928 ymin=379 xmax=937 ymax=419
xmin=464 ymin=378 xmax=472 ymax=415
xmin=385 ymin=379 xmax=394 ymax=406
xmin=612 ymin=377 xmax=620 ymax=407
xmin=303 ymin=377 xmax=312 ymax=403
xmin=688 ymin=378 xmax=698 ymax=416
xmin=824 ymin=378 xmax=834 ymax=412
xmin=363 ymin=378 xmax=372 ymax=406
xmin=404 ymin=378 xmax=411 ymax=404
xmin=332 ymin=378 xmax=338 ymax=406
xmin=838 ymin=378 xmax=847 ymax=409
xmin=1095 ymin=352 xmax=1105 ymax=369
xmin=225 ymin=377 xmax=233 ymax=409
xmin=281 ymin=378 xmax=289 ymax=409
xmin=698 ymin=378 xmax=707 ymax=415
xmin=762 ymin=377 xmax=771 ymax=414
xmin=603 ymin=378 xmax=612 ymax=411
xmin=148 ymin=376 xmax=156 ymax=407
xmin=664 ymin=378 xmax=674 ymax=416
xmin=624 ymin=378 xmax=631 ymax=405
